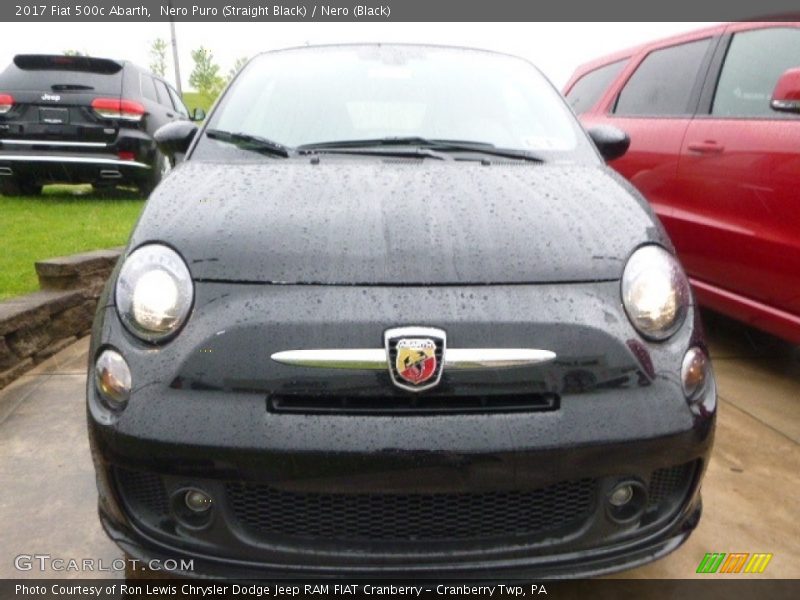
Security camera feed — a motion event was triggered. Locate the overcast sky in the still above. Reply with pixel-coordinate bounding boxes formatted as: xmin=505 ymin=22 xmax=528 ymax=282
xmin=0 ymin=22 xmax=716 ymax=90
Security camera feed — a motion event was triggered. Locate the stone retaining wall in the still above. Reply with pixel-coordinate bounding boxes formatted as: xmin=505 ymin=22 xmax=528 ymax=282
xmin=0 ymin=248 xmax=122 ymax=389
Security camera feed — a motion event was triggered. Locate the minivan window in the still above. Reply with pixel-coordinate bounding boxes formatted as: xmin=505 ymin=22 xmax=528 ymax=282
xmin=712 ymin=27 xmax=800 ymax=117
xmin=202 ymin=46 xmax=596 ymax=161
xmin=614 ymin=38 xmax=712 ymax=116
xmin=566 ymin=59 xmax=627 ymax=114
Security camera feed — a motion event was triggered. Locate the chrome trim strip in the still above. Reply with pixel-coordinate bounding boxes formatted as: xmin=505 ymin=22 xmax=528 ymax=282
xmin=385 ymin=326 xmax=447 ymax=340
xmin=0 ymin=139 xmax=108 ymax=148
xmin=271 ymin=349 xmax=387 ymax=370
xmin=271 ymin=348 xmax=556 ymax=370
xmin=0 ymin=154 xmax=149 ymax=169
xmin=445 ymin=348 xmax=556 ymax=369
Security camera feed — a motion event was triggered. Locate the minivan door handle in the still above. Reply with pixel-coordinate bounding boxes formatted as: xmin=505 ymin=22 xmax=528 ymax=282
xmin=687 ymin=141 xmax=725 ymax=154
xmin=166 ymin=112 xmax=175 ymax=118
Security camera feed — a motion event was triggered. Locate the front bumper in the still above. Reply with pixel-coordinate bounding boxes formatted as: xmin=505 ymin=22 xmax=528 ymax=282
xmin=102 ymin=501 xmax=702 ymax=579
xmin=87 ymin=280 xmax=716 ymax=578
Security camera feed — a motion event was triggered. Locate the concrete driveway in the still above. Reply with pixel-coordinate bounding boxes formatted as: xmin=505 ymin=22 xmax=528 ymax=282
xmin=0 ymin=310 xmax=798 ymax=579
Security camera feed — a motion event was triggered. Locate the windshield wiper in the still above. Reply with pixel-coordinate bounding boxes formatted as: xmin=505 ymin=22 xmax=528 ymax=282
xmin=206 ymin=129 xmax=290 ymax=158
xmin=297 ymin=137 xmax=545 ymax=163
xmin=297 ymin=137 xmax=451 ymax=160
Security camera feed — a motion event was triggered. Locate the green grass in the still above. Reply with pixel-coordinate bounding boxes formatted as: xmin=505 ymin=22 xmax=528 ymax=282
xmin=183 ymin=91 xmax=218 ymax=114
xmin=0 ymin=185 xmax=145 ymax=300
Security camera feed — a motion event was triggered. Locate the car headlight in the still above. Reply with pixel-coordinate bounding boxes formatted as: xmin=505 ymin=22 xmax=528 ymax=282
xmin=622 ymin=245 xmax=690 ymax=340
xmin=116 ymin=244 xmax=193 ymax=342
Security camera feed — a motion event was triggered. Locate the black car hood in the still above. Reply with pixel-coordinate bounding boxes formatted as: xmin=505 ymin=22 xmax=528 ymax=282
xmin=133 ymin=159 xmax=665 ymax=285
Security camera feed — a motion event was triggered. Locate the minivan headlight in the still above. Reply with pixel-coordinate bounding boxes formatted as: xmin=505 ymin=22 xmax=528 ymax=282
xmin=116 ymin=244 xmax=193 ymax=342
xmin=622 ymin=245 xmax=689 ymax=340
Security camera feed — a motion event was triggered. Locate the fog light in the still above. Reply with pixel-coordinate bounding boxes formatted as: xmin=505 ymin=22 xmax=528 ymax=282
xmin=682 ymin=347 xmax=710 ymax=402
xmin=95 ymin=349 xmax=131 ymax=409
xmin=185 ymin=489 xmax=213 ymax=513
xmin=609 ymin=484 xmax=634 ymax=507
xmin=606 ymin=480 xmax=647 ymax=523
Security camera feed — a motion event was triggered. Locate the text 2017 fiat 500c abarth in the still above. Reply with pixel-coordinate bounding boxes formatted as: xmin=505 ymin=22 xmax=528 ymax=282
xmin=87 ymin=45 xmax=716 ymax=579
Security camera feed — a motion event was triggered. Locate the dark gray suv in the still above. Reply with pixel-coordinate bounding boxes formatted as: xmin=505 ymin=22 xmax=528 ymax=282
xmin=0 ymin=54 xmax=202 ymax=195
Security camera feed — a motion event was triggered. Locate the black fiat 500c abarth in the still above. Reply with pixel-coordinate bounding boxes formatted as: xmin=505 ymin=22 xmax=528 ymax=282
xmin=87 ymin=45 xmax=716 ymax=579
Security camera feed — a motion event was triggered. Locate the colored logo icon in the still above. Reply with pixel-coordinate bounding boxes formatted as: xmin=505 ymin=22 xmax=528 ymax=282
xmin=696 ymin=552 xmax=773 ymax=574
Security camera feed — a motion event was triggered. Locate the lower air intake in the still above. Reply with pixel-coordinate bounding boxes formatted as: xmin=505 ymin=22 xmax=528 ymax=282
xmin=227 ymin=478 xmax=596 ymax=542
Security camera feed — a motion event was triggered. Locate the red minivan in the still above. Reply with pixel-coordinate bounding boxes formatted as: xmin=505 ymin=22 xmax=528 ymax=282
xmin=564 ymin=22 xmax=800 ymax=343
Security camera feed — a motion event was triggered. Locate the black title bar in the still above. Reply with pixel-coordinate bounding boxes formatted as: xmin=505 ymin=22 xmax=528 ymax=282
xmin=2 ymin=579 xmax=800 ymax=600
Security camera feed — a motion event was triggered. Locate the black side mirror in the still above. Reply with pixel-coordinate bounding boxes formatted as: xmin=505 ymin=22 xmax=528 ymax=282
xmin=587 ymin=125 xmax=630 ymax=162
xmin=154 ymin=121 xmax=198 ymax=163
xmin=191 ymin=107 xmax=206 ymax=122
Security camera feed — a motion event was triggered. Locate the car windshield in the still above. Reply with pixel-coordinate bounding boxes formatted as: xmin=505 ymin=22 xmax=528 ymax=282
xmin=198 ymin=45 xmax=596 ymax=162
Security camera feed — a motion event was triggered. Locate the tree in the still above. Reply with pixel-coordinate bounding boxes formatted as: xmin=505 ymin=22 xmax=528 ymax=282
xmin=226 ymin=57 xmax=249 ymax=83
xmin=149 ymin=38 xmax=168 ymax=77
xmin=63 ymin=50 xmax=87 ymax=56
xmin=189 ymin=46 xmax=224 ymax=96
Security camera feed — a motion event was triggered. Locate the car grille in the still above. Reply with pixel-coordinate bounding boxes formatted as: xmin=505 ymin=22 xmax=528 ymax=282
xmin=268 ymin=392 xmax=560 ymax=414
xmin=112 ymin=461 xmax=698 ymax=543
xmin=643 ymin=461 xmax=697 ymax=521
xmin=114 ymin=467 xmax=169 ymax=526
xmin=226 ymin=478 xmax=595 ymax=542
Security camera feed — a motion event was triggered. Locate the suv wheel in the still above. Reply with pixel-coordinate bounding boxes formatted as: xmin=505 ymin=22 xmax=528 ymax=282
xmin=138 ymin=151 xmax=171 ymax=197
xmin=0 ymin=178 xmax=42 ymax=196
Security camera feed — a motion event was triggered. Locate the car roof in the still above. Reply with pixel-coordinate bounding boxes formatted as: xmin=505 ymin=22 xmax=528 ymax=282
xmin=567 ymin=21 xmax=800 ymax=89
xmin=254 ymin=42 xmax=530 ymax=62
xmin=569 ymin=23 xmax=727 ymax=82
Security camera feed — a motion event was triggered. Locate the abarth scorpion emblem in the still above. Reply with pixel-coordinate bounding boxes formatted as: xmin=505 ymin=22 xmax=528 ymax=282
xmin=384 ymin=327 xmax=446 ymax=392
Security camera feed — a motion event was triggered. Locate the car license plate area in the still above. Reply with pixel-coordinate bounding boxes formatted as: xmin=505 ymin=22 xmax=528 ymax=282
xmin=38 ymin=107 xmax=69 ymax=125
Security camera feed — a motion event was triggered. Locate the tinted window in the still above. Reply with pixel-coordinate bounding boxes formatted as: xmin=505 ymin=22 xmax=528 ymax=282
xmin=614 ymin=39 xmax=711 ymax=116
xmin=167 ymin=85 xmax=189 ymax=117
xmin=0 ymin=55 xmax=122 ymax=94
xmin=140 ymin=74 xmax=158 ymax=102
xmin=153 ymin=79 xmax=172 ymax=107
xmin=566 ymin=60 xmax=627 ymax=114
xmin=713 ymin=28 xmax=800 ymax=117
xmin=204 ymin=46 xmax=595 ymax=161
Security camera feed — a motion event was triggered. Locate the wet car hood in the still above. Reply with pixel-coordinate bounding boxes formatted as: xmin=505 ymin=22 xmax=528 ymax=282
xmin=133 ymin=159 xmax=665 ymax=285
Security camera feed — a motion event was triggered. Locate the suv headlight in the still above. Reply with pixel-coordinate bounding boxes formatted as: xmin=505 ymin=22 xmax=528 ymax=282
xmin=116 ymin=244 xmax=193 ymax=342
xmin=622 ymin=245 xmax=690 ymax=340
